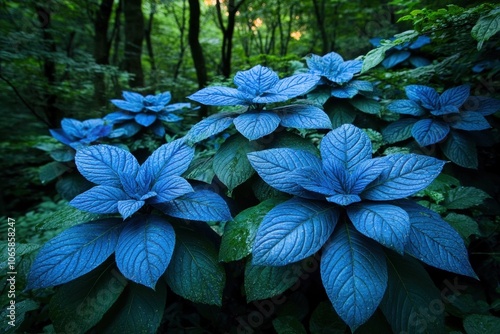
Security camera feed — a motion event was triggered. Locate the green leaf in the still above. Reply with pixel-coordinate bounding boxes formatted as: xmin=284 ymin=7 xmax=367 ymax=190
xmin=443 ymin=186 xmax=490 ymax=209
xmin=0 ymin=243 xmax=39 ymax=272
xmin=49 ymin=263 xmax=127 ymax=334
xmin=380 ymin=252 xmax=444 ymax=334
xmin=471 ymin=8 xmax=500 ymax=50
xmin=273 ymin=315 xmax=307 ymax=334
xmin=39 ymin=162 xmax=71 ymax=184
xmin=55 ymin=173 xmax=94 ymax=201
xmin=0 ymin=299 xmax=39 ymax=333
xmin=165 ymin=228 xmax=226 ymax=306
xmin=36 ymin=202 xmax=105 ymax=231
xmin=440 ymin=132 xmax=478 ymax=169
xmin=269 ymin=132 xmax=320 ymax=156
xmin=362 ymin=45 xmax=393 ymax=73
xmin=50 ymin=147 xmax=76 ymax=162
xmin=183 ymin=152 xmax=216 ymax=184
xmin=244 ymin=260 xmax=301 ymax=302
xmin=213 ymin=133 xmax=263 ymax=191
xmin=252 ymin=176 xmax=285 ymax=201
xmin=309 ymin=302 xmax=346 ymax=334
xmin=307 ymin=88 xmax=331 ymax=106
xmin=99 ymin=282 xmax=166 ymax=334
xmin=444 ymin=213 xmax=480 ymax=243
xmin=219 ymin=198 xmax=285 ymax=262
xmin=349 ymin=97 xmax=381 ymax=115
xmin=464 ymin=314 xmax=500 ymax=334
xmin=324 ymin=99 xmax=357 ymax=128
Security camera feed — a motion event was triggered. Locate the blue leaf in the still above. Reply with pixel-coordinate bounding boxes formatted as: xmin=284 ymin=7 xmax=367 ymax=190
xmin=450 ymin=111 xmax=491 ymax=131
xmin=409 ymin=35 xmax=431 ymax=49
xmin=405 ymin=85 xmax=439 ymax=110
xmin=362 ymin=154 xmax=445 ymax=200
xmin=321 ymin=223 xmax=387 ymax=332
xmin=396 ymin=200 xmax=477 ymax=278
xmin=381 ymin=118 xmax=418 ymax=144
xmin=75 ymin=145 xmax=140 ymax=187
xmin=251 ymin=93 xmax=289 ymax=104
xmin=320 ymin=124 xmax=372 ymax=171
xmin=145 ymin=105 xmax=165 ymax=112
xmin=234 ymin=65 xmax=279 ymax=96
xmin=322 ymin=158 xmax=350 ymax=194
xmin=117 ymin=200 xmax=145 ymax=219
xmin=292 ymin=167 xmax=335 ymax=196
xmin=469 ymin=96 xmax=500 ymax=116
xmin=150 ymin=176 xmax=193 ymax=203
xmin=185 ymin=112 xmax=236 ymax=144
xmin=115 ymin=215 xmax=176 ymax=288
xmin=122 ymin=91 xmax=144 ymax=104
xmin=276 ymin=105 xmax=332 ymax=129
xmin=382 ymin=51 xmax=411 ymax=68
xmin=233 ymin=111 xmax=281 ymax=140
xmin=109 ymin=122 xmax=142 ymax=138
xmin=347 ymin=203 xmax=410 ymax=253
xmin=387 ymin=100 xmax=426 ymax=116
xmin=274 ymin=74 xmax=320 ymax=98
xmin=335 ymin=60 xmax=363 ymax=82
xmin=156 ymin=190 xmax=232 ymax=222
xmin=440 ymin=131 xmax=478 ymax=169
xmin=49 ymin=129 xmax=73 ymax=146
xmin=346 ymin=80 xmax=373 ymax=92
xmin=139 ymin=139 xmax=195 ymax=184
xmin=439 ymin=85 xmax=470 ymax=110
xmin=349 ymin=158 xmax=388 ymax=194
xmin=331 ymin=86 xmax=359 ymax=99
xmin=411 ymin=119 xmax=450 ymax=146
xmin=104 ymin=111 xmax=135 ymax=123
xmin=27 ymin=219 xmax=123 ymax=289
xmin=111 ymin=99 xmax=144 ymax=112
xmin=188 ymin=87 xmax=251 ymax=106
xmin=151 ymin=121 xmax=166 ymax=137
xmin=135 ymin=113 xmax=157 ymax=127
xmin=60 ymin=118 xmax=84 ymax=138
xmin=247 ymin=148 xmax=322 ymax=197
xmin=369 ymin=37 xmax=383 ymax=47
xmin=155 ymin=91 xmax=172 ymax=105
xmin=326 ymin=194 xmax=361 ymax=206
xmin=408 ymin=56 xmax=431 ymax=67
xmin=70 ymin=185 xmax=128 ymax=214
xmin=252 ymin=198 xmax=339 ymax=266
xmin=158 ymin=113 xmax=183 ymax=123
xmin=164 ymin=102 xmax=190 ymax=112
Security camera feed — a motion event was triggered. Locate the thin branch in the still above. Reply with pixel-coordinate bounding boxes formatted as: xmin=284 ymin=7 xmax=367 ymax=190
xmin=0 ymin=73 xmax=51 ymax=127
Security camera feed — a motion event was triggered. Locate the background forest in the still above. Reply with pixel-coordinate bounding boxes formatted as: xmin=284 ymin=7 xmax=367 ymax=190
xmin=1 ymin=0 xmax=500 ymax=333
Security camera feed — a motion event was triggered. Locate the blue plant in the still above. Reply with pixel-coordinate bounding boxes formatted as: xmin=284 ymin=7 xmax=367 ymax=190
xmin=247 ymin=124 xmax=476 ymax=331
xmin=27 ymin=139 xmax=232 ymax=289
xmin=49 ymin=118 xmax=112 ymax=150
xmin=304 ymin=51 xmax=374 ymax=99
xmin=384 ymin=84 xmax=500 ymax=168
xmin=370 ymin=35 xmax=431 ymax=68
xmin=186 ymin=65 xmax=331 ymax=142
xmin=105 ymin=91 xmax=191 ymax=138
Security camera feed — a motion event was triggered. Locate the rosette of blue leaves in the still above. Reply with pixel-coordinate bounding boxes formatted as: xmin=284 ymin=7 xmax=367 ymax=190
xmin=27 ymin=139 xmax=232 ymax=290
xmin=247 ymin=124 xmax=477 ymax=331
xmin=49 ymin=118 xmax=112 ymax=149
xmin=370 ymin=35 xmax=431 ymax=68
xmin=384 ymin=84 xmax=500 ymax=168
xmin=105 ymin=91 xmax=191 ymax=137
xmin=185 ymin=65 xmax=330 ymax=142
xmin=304 ymin=51 xmax=373 ymax=99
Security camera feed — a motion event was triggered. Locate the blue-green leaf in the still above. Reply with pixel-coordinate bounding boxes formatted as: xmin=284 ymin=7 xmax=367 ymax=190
xmin=440 ymin=131 xmax=478 ymax=169
xmin=165 ymin=229 xmax=226 ymax=306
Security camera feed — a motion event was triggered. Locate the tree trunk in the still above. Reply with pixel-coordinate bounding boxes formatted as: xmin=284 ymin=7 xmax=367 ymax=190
xmin=36 ymin=6 xmax=63 ymax=128
xmin=94 ymin=0 xmax=114 ymax=106
xmin=215 ymin=0 xmax=246 ymax=78
xmin=188 ymin=0 xmax=208 ymax=118
xmin=123 ymin=0 xmax=144 ymax=87
xmin=311 ymin=0 xmax=328 ymax=55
